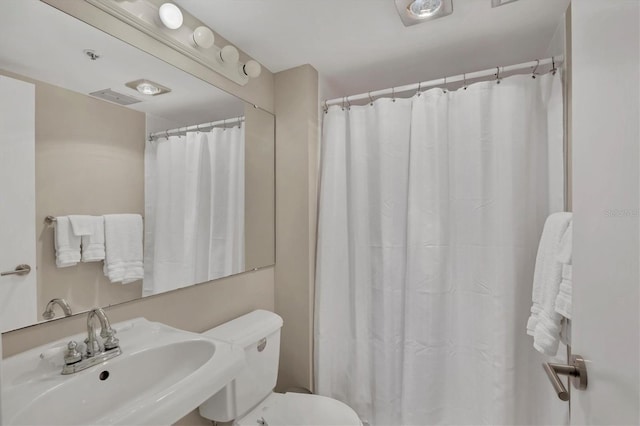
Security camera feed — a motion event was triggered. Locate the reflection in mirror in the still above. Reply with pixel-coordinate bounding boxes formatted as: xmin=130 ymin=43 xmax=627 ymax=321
xmin=0 ymin=1 xmax=275 ymax=332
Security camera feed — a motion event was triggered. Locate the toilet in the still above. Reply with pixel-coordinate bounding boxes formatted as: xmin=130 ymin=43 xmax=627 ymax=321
xmin=199 ymin=310 xmax=362 ymax=426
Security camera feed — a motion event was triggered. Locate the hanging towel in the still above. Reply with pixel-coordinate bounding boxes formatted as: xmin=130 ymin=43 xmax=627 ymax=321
xmin=54 ymin=216 xmax=81 ymax=268
xmin=69 ymin=215 xmax=105 ymax=262
xmin=555 ymin=221 xmax=573 ymax=319
xmin=103 ymin=214 xmax=144 ymax=284
xmin=526 ymin=212 xmax=572 ymax=356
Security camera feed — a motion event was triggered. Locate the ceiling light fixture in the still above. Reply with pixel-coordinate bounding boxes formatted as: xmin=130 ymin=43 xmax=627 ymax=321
xmin=394 ymin=0 xmax=453 ymax=26
xmin=86 ymin=0 xmax=262 ymax=85
xmin=158 ymin=3 xmax=183 ymax=30
xmin=407 ymin=0 xmax=443 ymax=19
xmin=125 ymin=79 xmax=171 ymax=96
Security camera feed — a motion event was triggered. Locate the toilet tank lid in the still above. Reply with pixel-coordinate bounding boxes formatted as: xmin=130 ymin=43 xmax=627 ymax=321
xmin=202 ymin=310 xmax=283 ymax=347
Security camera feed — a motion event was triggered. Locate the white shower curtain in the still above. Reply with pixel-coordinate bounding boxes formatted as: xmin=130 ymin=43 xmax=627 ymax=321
xmin=143 ymin=125 xmax=244 ymax=296
xmin=315 ymin=73 xmax=566 ymax=425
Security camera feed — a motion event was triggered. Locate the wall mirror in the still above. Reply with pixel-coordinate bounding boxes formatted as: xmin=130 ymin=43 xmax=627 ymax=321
xmin=0 ymin=1 xmax=275 ymax=332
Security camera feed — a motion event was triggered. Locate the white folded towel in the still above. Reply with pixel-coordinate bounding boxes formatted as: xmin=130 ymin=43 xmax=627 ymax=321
xmin=54 ymin=216 xmax=81 ymax=268
xmin=103 ymin=214 xmax=144 ymax=284
xmin=526 ymin=212 xmax=572 ymax=356
xmin=555 ymin=220 xmax=573 ymax=319
xmin=69 ymin=215 xmax=105 ymax=262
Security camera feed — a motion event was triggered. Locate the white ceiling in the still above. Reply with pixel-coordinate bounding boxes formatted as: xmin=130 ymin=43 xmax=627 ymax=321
xmin=177 ymin=0 xmax=570 ymax=98
xmin=0 ymin=1 xmax=244 ymax=129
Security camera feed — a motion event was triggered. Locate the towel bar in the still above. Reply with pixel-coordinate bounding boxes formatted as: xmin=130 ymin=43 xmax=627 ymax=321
xmin=45 ymin=215 xmax=144 ymax=226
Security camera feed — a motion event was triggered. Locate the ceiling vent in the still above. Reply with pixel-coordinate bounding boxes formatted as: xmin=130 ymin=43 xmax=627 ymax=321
xmin=89 ymin=89 xmax=141 ymax=105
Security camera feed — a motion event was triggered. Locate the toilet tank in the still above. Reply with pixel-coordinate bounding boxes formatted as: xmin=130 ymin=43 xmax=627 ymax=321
xmin=199 ymin=310 xmax=283 ymax=422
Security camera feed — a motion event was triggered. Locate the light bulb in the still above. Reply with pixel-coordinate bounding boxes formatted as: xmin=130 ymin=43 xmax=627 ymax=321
xmin=193 ymin=26 xmax=215 ymax=49
xmin=220 ymin=45 xmax=240 ymax=64
xmin=407 ymin=0 xmax=442 ymax=18
xmin=158 ymin=3 xmax=183 ymax=30
xmin=136 ymin=82 xmax=161 ymax=95
xmin=243 ymin=60 xmax=262 ymax=78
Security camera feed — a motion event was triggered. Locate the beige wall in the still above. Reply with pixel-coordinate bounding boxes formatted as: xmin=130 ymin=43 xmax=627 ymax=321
xmin=274 ymin=65 xmax=319 ymax=392
xmin=244 ymin=104 xmax=276 ymax=269
xmin=35 ymin=78 xmax=145 ymax=315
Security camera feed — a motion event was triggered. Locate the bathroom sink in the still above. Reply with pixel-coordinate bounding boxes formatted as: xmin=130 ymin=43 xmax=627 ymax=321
xmin=2 ymin=318 xmax=245 ymax=425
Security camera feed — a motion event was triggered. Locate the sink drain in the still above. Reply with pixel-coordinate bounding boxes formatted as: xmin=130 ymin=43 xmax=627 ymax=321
xmin=99 ymin=371 xmax=110 ymax=381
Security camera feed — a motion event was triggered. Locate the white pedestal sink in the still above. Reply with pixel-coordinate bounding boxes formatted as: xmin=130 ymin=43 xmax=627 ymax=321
xmin=1 ymin=318 xmax=245 ymax=425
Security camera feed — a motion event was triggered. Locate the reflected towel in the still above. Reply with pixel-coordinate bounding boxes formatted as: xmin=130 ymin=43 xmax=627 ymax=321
xmin=103 ymin=214 xmax=143 ymax=284
xmin=54 ymin=216 xmax=81 ymax=268
xmin=69 ymin=215 xmax=105 ymax=262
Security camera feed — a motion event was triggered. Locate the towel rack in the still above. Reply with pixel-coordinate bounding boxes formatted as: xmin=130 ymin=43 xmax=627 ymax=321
xmin=45 ymin=215 xmax=144 ymax=226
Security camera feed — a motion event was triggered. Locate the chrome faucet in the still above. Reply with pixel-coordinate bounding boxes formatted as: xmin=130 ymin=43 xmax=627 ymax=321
xmin=42 ymin=298 xmax=73 ymax=319
xmin=62 ymin=308 xmax=121 ymax=374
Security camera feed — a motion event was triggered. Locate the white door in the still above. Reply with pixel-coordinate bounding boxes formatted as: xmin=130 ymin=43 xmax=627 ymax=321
xmin=0 ymin=75 xmax=37 ymax=331
xmin=570 ymin=1 xmax=639 ymax=424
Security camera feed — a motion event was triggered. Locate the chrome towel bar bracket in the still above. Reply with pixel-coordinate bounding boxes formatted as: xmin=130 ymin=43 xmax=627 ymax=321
xmin=543 ymin=354 xmax=588 ymax=401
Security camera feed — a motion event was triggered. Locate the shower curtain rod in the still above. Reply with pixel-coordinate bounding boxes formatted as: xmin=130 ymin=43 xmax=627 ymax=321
xmin=148 ymin=116 xmax=245 ymax=140
xmin=324 ymin=56 xmax=563 ymax=107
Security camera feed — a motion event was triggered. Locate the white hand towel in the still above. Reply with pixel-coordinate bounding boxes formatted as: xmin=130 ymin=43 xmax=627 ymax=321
xmin=526 ymin=212 xmax=572 ymax=356
xmin=103 ymin=214 xmax=144 ymax=284
xmin=54 ymin=216 xmax=81 ymax=268
xmin=69 ymin=215 xmax=105 ymax=262
xmin=554 ymin=220 xmax=573 ymax=320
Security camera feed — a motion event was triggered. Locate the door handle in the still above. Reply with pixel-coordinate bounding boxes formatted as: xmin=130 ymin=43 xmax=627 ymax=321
xmin=1 ymin=264 xmax=32 ymax=277
xmin=543 ymin=354 xmax=588 ymax=401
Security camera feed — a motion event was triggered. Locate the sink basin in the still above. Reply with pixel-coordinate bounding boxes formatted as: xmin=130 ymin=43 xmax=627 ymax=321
xmin=2 ymin=318 xmax=245 ymax=425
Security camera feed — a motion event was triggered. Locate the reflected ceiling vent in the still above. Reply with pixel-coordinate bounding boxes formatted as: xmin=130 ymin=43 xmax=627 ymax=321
xmin=89 ymin=89 xmax=141 ymax=105
xmin=395 ymin=0 xmax=453 ymax=26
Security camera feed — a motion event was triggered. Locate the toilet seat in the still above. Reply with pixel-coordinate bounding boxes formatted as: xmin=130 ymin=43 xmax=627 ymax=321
xmin=236 ymin=392 xmax=362 ymax=426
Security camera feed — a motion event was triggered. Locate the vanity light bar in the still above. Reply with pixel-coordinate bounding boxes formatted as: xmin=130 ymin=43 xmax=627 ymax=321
xmin=84 ymin=0 xmax=261 ymax=86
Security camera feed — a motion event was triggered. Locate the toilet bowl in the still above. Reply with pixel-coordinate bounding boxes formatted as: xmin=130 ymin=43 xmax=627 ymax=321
xmin=198 ymin=310 xmax=361 ymax=426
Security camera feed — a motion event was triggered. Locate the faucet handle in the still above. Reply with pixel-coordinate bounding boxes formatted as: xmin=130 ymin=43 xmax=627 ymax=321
xmin=64 ymin=341 xmax=82 ymax=365
xmin=103 ymin=329 xmax=120 ymax=351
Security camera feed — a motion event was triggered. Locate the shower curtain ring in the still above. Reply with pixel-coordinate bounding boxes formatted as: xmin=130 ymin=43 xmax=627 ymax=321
xmin=323 ymin=100 xmax=329 ymax=113
xmin=346 ymin=96 xmax=351 ymax=110
xmin=443 ymin=76 xmax=447 ymax=93
xmin=552 ymin=57 xmax=557 ymax=75
xmin=391 ymin=87 xmax=396 ymax=102
xmin=223 ymin=119 xmax=227 ymax=130
xmin=496 ymin=66 xmax=501 ymax=84
xmin=416 ymin=82 xmax=422 ymax=97
xmin=341 ymin=97 xmax=346 ymax=111
xmin=463 ymin=73 xmax=467 ymax=90
xmin=165 ymin=130 xmax=170 ymax=139
xmin=368 ymin=92 xmax=374 ymax=106
xmin=532 ymin=59 xmax=540 ymax=79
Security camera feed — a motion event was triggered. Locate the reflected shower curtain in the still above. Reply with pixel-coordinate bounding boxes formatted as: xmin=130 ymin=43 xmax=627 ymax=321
xmin=315 ymin=74 xmax=566 ymax=425
xmin=143 ymin=125 xmax=244 ymax=296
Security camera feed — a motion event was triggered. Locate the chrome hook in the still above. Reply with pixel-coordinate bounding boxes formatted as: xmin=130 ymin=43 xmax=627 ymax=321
xmin=368 ymin=92 xmax=374 ymax=106
xmin=532 ymin=59 xmax=540 ymax=79
xmin=496 ymin=66 xmax=502 ymax=84
xmin=345 ymin=96 xmax=351 ymax=110
xmin=323 ymin=100 xmax=328 ymax=113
